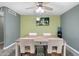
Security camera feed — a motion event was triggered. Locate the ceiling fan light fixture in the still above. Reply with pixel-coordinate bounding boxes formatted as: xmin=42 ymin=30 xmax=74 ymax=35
xmin=36 ymin=7 xmax=44 ymax=13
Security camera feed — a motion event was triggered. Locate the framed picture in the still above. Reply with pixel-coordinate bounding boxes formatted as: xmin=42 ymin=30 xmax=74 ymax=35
xmin=36 ymin=17 xmax=49 ymax=26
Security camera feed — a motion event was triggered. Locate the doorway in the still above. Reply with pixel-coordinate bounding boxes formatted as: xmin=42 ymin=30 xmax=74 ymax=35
xmin=0 ymin=15 xmax=4 ymax=49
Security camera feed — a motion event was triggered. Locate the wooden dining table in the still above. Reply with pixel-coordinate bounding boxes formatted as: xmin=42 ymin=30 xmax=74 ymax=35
xmin=15 ymin=35 xmax=66 ymax=56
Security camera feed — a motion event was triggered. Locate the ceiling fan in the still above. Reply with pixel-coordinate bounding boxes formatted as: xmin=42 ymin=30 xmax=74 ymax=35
xmin=26 ymin=2 xmax=53 ymax=13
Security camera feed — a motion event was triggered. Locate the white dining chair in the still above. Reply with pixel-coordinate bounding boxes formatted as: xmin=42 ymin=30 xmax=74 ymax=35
xmin=19 ymin=39 xmax=35 ymax=56
xmin=29 ymin=33 xmax=37 ymax=36
xmin=47 ymin=38 xmax=64 ymax=56
xmin=43 ymin=33 xmax=52 ymax=36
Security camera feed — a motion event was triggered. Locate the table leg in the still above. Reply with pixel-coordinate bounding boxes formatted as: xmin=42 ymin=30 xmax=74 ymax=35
xmin=15 ymin=42 xmax=19 ymax=56
xmin=63 ymin=42 xmax=66 ymax=56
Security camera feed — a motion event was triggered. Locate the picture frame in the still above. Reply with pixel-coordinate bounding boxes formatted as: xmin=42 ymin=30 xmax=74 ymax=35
xmin=36 ymin=17 xmax=49 ymax=26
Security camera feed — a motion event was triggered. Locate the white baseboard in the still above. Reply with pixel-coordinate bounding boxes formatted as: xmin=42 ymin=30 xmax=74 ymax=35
xmin=66 ymin=44 xmax=79 ymax=56
xmin=3 ymin=42 xmax=15 ymax=50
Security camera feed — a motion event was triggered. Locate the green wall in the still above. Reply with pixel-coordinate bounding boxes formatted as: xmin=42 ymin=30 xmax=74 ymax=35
xmin=20 ymin=16 xmax=60 ymax=37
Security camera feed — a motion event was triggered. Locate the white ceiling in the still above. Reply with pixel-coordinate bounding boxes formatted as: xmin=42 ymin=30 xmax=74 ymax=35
xmin=0 ymin=2 xmax=79 ymax=15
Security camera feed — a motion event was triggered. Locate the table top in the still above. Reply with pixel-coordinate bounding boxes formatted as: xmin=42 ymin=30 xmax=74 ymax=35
xmin=16 ymin=35 xmax=63 ymax=42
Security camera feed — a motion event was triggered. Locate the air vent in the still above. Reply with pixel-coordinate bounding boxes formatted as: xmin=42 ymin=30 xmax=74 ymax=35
xmin=8 ymin=9 xmax=17 ymax=16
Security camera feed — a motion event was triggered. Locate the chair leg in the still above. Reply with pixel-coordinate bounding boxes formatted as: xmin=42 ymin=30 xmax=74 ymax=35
xmin=20 ymin=53 xmax=25 ymax=56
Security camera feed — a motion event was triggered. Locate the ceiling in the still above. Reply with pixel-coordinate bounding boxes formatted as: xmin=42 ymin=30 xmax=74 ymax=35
xmin=0 ymin=2 xmax=79 ymax=15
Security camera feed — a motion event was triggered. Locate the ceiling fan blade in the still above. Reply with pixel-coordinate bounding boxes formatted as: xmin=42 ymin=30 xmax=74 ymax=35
xmin=43 ymin=6 xmax=53 ymax=11
xmin=26 ymin=6 xmax=36 ymax=9
xmin=35 ymin=2 xmax=49 ymax=5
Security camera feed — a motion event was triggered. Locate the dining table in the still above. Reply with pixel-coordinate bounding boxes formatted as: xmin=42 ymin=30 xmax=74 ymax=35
xmin=15 ymin=35 xmax=66 ymax=56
